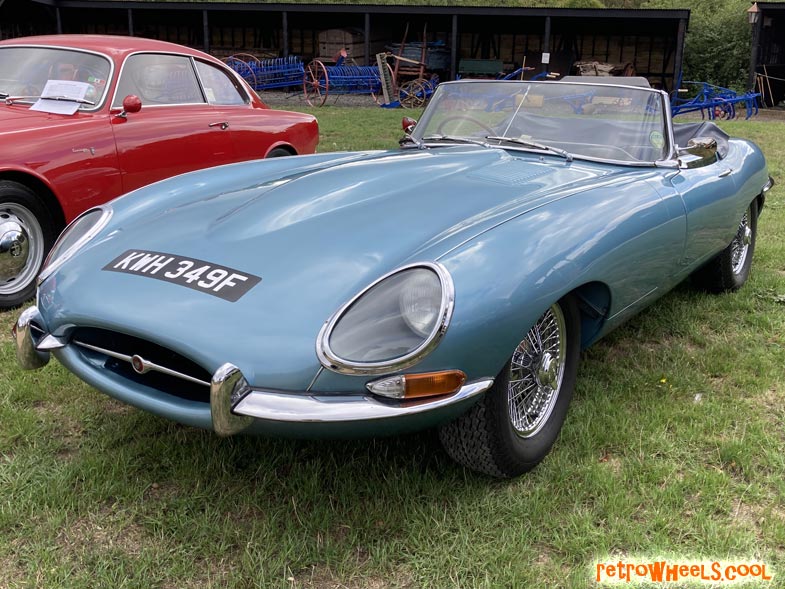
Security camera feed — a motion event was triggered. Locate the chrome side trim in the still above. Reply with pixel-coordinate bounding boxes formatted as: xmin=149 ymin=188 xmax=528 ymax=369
xmin=72 ymin=339 xmax=210 ymax=387
xmin=210 ymin=363 xmax=254 ymax=436
xmin=232 ymin=377 xmax=494 ymax=425
xmin=13 ymin=306 xmax=50 ymax=370
xmin=316 ymin=261 xmax=455 ymax=376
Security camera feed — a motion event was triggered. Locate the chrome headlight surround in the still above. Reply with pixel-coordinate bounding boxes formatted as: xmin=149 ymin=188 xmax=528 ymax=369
xmin=316 ymin=262 xmax=455 ymax=376
xmin=37 ymin=206 xmax=112 ymax=285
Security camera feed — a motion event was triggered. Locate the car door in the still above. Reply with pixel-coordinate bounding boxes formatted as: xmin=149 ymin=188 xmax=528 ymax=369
xmin=671 ymin=156 xmax=740 ymax=270
xmin=109 ymin=53 xmax=237 ymax=193
xmin=193 ymin=59 xmax=289 ymax=160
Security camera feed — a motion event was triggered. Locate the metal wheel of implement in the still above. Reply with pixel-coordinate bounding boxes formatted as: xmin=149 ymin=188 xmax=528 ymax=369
xmin=224 ymin=55 xmax=258 ymax=91
xmin=303 ymin=60 xmax=329 ymax=107
xmin=399 ymin=78 xmax=428 ymax=109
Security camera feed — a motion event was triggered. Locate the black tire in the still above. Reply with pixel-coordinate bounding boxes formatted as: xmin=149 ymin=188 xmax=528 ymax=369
xmin=691 ymin=199 xmax=758 ymax=293
xmin=266 ymin=147 xmax=292 ymax=158
xmin=0 ymin=181 xmax=56 ymax=309
xmin=439 ymin=295 xmax=581 ymax=478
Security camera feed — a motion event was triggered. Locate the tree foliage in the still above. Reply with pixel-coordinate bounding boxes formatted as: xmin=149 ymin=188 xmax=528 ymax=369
xmin=616 ymin=0 xmax=752 ymax=89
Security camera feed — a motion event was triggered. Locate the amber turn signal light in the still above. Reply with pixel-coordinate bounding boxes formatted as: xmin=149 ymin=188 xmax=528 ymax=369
xmin=366 ymin=370 xmax=467 ymax=400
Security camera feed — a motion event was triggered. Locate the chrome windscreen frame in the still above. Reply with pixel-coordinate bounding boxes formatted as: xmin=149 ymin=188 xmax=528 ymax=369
xmin=316 ymin=261 xmax=455 ymax=376
xmin=37 ymin=205 xmax=112 ymax=285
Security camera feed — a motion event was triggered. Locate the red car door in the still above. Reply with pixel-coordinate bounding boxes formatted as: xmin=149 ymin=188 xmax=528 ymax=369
xmin=194 ymin=59 xmax=314 ymax=160
xmin=109 ymin=53 xmax=237 ymax=193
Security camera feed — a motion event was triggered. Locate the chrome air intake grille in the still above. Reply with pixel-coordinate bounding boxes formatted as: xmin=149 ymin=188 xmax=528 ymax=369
xmin=71 ymin=327 xmax=212 ymax=403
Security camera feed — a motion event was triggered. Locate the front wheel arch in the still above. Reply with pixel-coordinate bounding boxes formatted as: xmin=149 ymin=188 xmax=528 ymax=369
xmin=0 ymin=172 xmax=66 ymax=231
xmin=439 ymin=294 xmax=581 ymax=478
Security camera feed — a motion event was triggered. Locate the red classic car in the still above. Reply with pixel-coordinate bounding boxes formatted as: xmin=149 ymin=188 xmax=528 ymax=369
xmin=0 ymin=34 xmax=319 ymax=308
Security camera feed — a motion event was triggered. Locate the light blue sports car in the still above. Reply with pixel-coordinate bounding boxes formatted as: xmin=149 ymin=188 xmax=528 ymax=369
xmin=14 ymin=78 xmax=772 ymax=478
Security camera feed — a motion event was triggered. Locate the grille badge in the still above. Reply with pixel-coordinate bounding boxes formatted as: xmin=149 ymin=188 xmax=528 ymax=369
xmin=72 ymin=339 xmax=211 ymax=387
xmin=131 ymin=355 xmax=150 ymax=374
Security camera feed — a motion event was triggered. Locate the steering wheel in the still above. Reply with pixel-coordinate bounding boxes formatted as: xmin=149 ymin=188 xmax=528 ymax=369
xmin=436 ymin=115 xmax=495 ymax=137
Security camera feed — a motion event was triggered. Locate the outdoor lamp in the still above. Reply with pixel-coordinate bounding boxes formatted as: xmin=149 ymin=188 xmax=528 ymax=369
xmin=747 ymin=3 xmax=760 ymax=26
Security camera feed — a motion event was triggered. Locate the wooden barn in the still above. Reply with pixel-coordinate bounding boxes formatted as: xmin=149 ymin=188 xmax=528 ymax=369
xmin=749 ymin=1 xmax=785 ymax=106
xmin=0 ymin=1 xmax=690 ymax=91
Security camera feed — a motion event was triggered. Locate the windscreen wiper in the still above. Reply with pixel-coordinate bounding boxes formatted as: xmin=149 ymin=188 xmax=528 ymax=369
xmin=422 ymin=134 xmax=490 ymax=148
xmin=5 ymin=94 xmax=95 ymax=106
xmin=40 ymin=95 xmax=95 ymax=105
xmin=485 ymin=135 xmax=573 ymax=162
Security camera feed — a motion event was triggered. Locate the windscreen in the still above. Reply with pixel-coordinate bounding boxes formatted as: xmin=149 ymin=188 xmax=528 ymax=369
xmin=413 ymin=80 xmax=669 ymax=163
xmin=0 ymin=46 xmax=111 ymax=109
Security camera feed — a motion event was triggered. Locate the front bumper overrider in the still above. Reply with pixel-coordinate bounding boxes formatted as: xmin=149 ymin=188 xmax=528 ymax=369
xmin=14 ymin=306 xmax=493 ymax=436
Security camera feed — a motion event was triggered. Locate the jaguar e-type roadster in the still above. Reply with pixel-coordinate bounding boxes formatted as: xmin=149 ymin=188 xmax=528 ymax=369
xmin=14 ymin=78 xmax=772 ymax=478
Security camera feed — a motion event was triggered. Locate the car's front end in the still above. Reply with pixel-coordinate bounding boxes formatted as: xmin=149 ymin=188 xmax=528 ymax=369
xmin=13 ymin=123 xmax=632 ymax=439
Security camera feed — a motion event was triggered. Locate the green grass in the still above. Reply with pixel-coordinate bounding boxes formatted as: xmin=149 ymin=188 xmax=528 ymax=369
xmin=1 ymin=108 xmax=784 ymax=588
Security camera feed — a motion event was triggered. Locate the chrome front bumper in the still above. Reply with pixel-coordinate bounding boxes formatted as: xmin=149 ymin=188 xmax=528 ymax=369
xmin=15 ymin=305 xmax=493 ymax=436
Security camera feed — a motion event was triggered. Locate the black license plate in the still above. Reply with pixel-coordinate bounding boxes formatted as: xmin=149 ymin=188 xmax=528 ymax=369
xmin=103 ymin=250 xmax=261 ymax=302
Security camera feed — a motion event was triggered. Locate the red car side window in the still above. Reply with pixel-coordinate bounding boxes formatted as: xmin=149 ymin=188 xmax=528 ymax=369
xmin=194 ymin=60 xmax=248 ymax=106
xmin=113 ymin=53 xmax=205 ymax=107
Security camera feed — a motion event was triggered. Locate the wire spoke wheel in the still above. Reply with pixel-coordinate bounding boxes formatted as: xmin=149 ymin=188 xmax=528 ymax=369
xmin=730 ymin=204 xmax=753 ymax=275
xmin=303 ymin=60 xmax=329 ymax=107
xmin=690 ymin=199 xmax=758 ymax=293
xmin=438 ymin=296 xmax=580 ymax=478
xmin=508 ymin=304 xmax=567 ymax=437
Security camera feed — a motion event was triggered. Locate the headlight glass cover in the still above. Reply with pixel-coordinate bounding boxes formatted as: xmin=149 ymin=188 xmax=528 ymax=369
xmin=317 ymin=262 xmax=454 ymax=375
xmin=38 ymin=207 xmax=112 ymax=284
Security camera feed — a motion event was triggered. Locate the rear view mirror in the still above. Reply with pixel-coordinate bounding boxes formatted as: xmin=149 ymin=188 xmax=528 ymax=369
xmin=678 ymin=137 xmax=718 ymax=169
xmin=402 ymin=117 xmax=417 ymax=134
xmin=114 ymin=95 xmax=142 ymax=119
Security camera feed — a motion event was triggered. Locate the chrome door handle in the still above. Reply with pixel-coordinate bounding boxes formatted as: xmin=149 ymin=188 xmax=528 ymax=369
xmin=209 ymin=121 xmax=229 ymax=130
xmin=718 ymin=168 xmax=733 ymax=178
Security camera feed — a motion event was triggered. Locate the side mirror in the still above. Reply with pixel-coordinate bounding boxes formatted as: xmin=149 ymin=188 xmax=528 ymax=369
xmin=114 ymin=94 xmax=142 ymax=118
xmin=678 ymin=137 xmax=718 ymax=169
xmin=402 ymin=116 xmax=417 ymax=134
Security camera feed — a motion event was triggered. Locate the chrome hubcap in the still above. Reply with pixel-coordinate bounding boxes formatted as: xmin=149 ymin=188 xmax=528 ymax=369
xmin=730 ymin=205 xmax=752 ymax=275
xmin=0 ymin=205 xmax=44 ymax=295
xmin=508 ymin=304 xmax=567 ymax=438
xmin=537 ymin=352 xmax=558 ymax=390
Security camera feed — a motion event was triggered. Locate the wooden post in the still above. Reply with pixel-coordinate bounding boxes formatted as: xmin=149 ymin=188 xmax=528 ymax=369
xmin=282 ymin=11 xmax=289 ymax=58
xmin=451 ymin=14 xmax=458 ymax=80
xmin=364 ymin=13 xmax=370 ymax=66
xmin=202 ymin=10 xmax=209 ymax=53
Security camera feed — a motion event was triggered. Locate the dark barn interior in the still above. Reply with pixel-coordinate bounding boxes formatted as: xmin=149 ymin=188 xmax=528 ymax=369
xmin=1 ymin=1 xmax=690 ymax=91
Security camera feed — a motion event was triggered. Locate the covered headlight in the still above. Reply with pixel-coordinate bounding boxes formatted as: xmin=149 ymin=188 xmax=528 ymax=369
xmin=37 ymin=206 xmax=112 ymax=284
xmin=317 ymin=262 xmax=454 ymax=375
